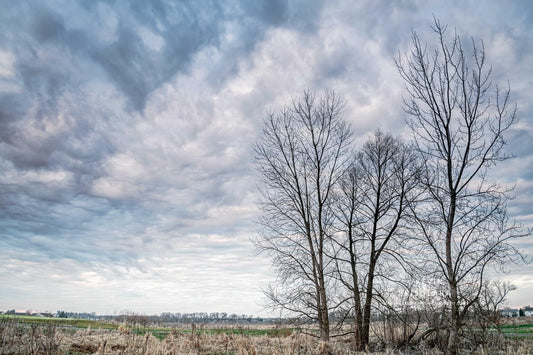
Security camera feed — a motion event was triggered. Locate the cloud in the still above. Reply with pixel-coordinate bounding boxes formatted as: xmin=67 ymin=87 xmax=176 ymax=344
xmin=0 ymin=0 xmax=531 ymax=314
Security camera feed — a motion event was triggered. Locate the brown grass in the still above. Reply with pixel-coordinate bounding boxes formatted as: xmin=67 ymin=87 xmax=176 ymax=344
xmin=0 ymin=319 xmax=532 ymax=354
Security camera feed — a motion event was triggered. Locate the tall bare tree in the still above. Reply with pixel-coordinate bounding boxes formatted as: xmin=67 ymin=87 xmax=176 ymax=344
xmin=334 ymin=131 xmax=420 ymax=350
xmin=254 ymin=91 xmax=352 ymax=341
xmin=396 ymin=19 xmax=527 ymax=354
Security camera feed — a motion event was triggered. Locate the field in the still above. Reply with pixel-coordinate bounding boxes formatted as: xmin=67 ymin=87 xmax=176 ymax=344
xmin=1 ymin=315 xmax=533 ymax=354
xmin=499 ymin=318 xmax=533 ymax=339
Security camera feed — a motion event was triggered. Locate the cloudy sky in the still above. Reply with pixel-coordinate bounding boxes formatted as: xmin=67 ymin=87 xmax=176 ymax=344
xmin=0 ymin=0 xmax=532 ymax=316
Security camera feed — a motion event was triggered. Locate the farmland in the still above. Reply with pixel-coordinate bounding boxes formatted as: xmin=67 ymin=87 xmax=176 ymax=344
xmin=499 ymin=320 xmax=533 ymax=338
xmin=1 ymin=315 xmax=533 ymax=354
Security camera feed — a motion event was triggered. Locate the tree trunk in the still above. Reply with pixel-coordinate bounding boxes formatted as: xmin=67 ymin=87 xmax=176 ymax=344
xmin=447 ymin=281 xmax=460 ymax=355
xmin=348 ymin=225 xmax=364 ymax=350
xmin=352 ymin=278 xmax=364 ymax=350
xmin=446 ymin=193 xmax=459 ymax=355
xmin=319 ymin=283 xmax=330 ymax=341
xmin=361 ymin=259 xmax=375 ymax=348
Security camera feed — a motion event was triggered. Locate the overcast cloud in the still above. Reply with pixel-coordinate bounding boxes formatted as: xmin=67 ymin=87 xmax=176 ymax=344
xmin=0 ymin=0 xmax=532 ymax=315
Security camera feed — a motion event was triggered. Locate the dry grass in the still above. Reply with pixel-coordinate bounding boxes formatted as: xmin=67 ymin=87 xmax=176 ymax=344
xmin=1 ymin=318 xmax=532 ymax=354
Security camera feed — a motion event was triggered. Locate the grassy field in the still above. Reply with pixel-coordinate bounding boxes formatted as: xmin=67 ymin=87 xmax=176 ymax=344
xmin=499 ymin=322 xmax=533 ymax=338
xmin=0 ymin=315 xmax=320 ymax=355
xmin=0 ymin=314 xmax=119 ymax=329
xmin=1 ymin=315 xmax=533 ymax=354
xmin=0 ymin=314 xmax=294 ymax=338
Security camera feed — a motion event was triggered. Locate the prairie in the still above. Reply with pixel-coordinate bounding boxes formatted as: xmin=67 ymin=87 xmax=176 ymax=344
xmin=1 ymin=315 xmax=532 ymax=354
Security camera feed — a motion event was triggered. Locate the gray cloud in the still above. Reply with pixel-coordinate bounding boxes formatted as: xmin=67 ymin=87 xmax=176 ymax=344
xmin=0 ymin=0 xmax=531 ymax=314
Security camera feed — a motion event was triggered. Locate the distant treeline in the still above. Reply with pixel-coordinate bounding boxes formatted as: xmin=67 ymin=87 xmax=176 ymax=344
xmin=51 ymin=310 xmax=280 ymax=325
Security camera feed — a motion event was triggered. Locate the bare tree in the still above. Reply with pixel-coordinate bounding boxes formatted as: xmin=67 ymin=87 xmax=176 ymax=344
xmin=254 ymin=91 xmax=352 ymax=341
xmin=333 ymin=131 xmax=420 ymax=350
xmin=396 ymin=18 xmax=528 ymax=354
xmin=464 ymin=280 xmax=515 ymax=349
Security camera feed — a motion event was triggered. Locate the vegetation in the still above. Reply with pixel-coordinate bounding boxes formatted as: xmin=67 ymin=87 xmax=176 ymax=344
xmin=1 ymin=315 xmax=532 ymax=354
xmin=396 ymin=18 xmax=527 ymax=355
xmin=0 ymin=314 xmax=119 ymax=330
xmin=253 ymin=90 xmax=353 ymax=341
xmin=253 ymin=18 xmax=530 ymax=355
